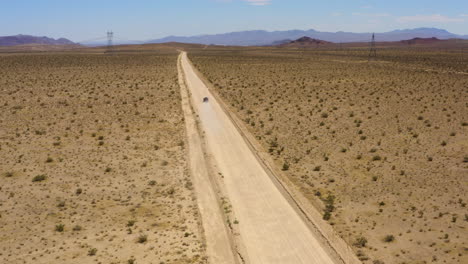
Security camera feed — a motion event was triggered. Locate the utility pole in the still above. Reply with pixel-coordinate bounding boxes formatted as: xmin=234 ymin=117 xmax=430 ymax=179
xmin=368 ymin=33 xmax=377 ymax=61
xmin=106 ymin=31 xmax=114 ymax=53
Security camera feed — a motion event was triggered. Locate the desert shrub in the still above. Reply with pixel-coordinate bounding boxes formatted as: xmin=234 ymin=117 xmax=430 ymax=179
xmin=137 ymin=234 xmax=147 ymax=243
xmin=322 ymin=194 xmax=336 ymax=221
xmin=127 ymin=220 xmax=136 ymax=227
xmin=55 ymin=224 xmax=64 ymax=232
xmin=323 ymin=211 xmax=331 ymax=220
xmin=282 ymin=162 xmax=290 ymax=171
xmin=32 ymin=174 xmax=46 ymax=182
xmin=73 ymin=225 xmax=82 ymax=231
xmin=384 ymin=234 xmax=395 ymax=242
xmin=354 ymin=236 xmax=368 ymax=248
xmin=167 ymin=187 xmax=175 ymax=195
xmin=88 ymin=248 xmax=97 ymax=256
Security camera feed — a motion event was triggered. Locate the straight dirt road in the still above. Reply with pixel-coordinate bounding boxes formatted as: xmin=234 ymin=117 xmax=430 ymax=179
xmin=179 ymin=52 xmax=338 ymax=264
xmin=178 ymin=56 xmax=237 ymax=264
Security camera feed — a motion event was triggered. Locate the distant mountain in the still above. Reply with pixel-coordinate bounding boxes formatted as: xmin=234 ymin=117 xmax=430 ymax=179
xmin=400 ymin=37 xmax=442 ymax=45
xmin=279 ymin=37 xmax=331 ymax=47
xmin=147 ymin=28 xmax=468 ymax=46
xmin=0 ymin=35 xmax=76 ymax=46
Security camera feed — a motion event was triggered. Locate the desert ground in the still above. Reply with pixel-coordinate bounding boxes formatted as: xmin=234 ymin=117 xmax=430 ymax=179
xmin=0 ymin=50 xmax=206 ymax=264
xmin=0 ymin=42 xmax=466 ymax=264
xmin=188 ymin=47 xmax=467 ymax=264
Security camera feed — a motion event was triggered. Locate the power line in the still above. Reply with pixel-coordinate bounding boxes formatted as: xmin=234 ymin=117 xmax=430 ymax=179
xmin=106 ymin=31 xmax=114 ymax=53
xmin=368 ymin=33 xmax=377 ymax=61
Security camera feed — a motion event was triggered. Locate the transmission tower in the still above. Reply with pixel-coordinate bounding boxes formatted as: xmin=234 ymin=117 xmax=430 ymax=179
xmin=368 ymin=33 xmax=377 ymax=60
xmin=106 ymin=31 xmax=114 ymax=53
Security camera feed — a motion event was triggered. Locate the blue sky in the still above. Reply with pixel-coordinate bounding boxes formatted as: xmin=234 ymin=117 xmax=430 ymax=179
xmin=1 ymin=0 xmax=467 ymax=42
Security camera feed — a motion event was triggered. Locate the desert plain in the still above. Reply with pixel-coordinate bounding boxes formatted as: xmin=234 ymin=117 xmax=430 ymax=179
xmin=0 ymin=49 xmax=206 ymax=264
xmin=0 ymin=42 xmax=467 ymax=264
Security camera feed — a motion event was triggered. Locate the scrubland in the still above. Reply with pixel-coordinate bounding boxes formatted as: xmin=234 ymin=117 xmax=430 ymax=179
xmin=0 ymin=52 xmax=205 ymax=264
xmin=189 ymin=47 xmax=467 ymax=264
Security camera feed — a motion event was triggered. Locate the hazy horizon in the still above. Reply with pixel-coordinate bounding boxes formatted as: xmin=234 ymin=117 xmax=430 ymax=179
xmin=1 ymin=0 xmax=467 ymax=42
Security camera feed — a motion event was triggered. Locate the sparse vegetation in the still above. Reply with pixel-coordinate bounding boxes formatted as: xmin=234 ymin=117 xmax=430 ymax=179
xmin=32 ymin=174 xmax=46 ymax=182
xmin=384 ymin=234 xmax=395 ymax=243
xmin=88 ymin=248 xmax=97 ymax=256
xmin=137 ymin=234 xmax=148 ymax=244
xmin=0 ymin=50 xmax=205 ymax=263
xmin=55 ymin=224 xmax=64 ymax=232
xmin=190 ymin=45 xmax=467 ymax=264
xmin=354 ymin=236 xmax=368 ymax=248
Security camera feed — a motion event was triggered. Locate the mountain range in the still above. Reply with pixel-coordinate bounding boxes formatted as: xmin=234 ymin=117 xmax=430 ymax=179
xmin=0 ymin=35 xmax=76 ymax=46
xmin=2 ymin=28 xmax=467 ymax=47
xmin=147 ymin=28 xmax=468 ymax=46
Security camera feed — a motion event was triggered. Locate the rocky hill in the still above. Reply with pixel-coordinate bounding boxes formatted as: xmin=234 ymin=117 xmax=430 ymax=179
xmin=279 ymin=36 xmax=331 ymax=47
xmin=0 ymin=35 xmax=75 ymax=46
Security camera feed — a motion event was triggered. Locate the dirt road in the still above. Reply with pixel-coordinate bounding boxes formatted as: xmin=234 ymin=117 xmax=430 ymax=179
xmin=178 ymin=56 xmax=237 ymax=264
xmin=179 ymin=52 xmax=338 ymax=264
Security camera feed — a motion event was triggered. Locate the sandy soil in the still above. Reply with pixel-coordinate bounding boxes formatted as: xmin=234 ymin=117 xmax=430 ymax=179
xmin=180 ymin=52 xmax=339 ymax=264
xmin=0 ymin=52 xmax=205 ymax=264
xmin=188 ymin=47 xmax=467 ymax=264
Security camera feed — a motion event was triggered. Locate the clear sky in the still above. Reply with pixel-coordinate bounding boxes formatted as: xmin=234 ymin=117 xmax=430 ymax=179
xmin=1 ymin=0 xmax=467 ymax=42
